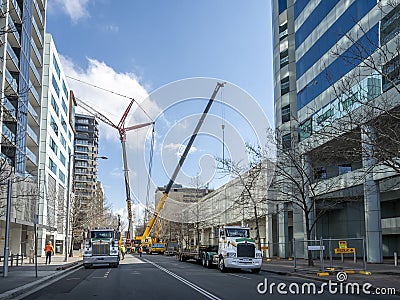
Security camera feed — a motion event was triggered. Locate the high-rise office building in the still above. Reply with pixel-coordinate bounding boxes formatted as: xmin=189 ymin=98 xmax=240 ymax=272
xmin=0 ymin=0 xmax=46 ymax=255
xmin=273 ymin=0 xmax=400 ymax=262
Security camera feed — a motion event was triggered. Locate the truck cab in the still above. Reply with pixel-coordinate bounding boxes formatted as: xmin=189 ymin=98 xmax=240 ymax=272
xmin=83 ymin=228 xmax=120 ymax=268
xmin=212 ymin=226 xmax=262 ymax=273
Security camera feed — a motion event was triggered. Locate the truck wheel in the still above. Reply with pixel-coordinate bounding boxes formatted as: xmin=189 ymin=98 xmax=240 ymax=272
xmin=202 ymin=254 xmax=206 ymax=267
xmin=218 ymin=257 xmax=227 ymax=273
xmin=205 ymin=257 xmax=211 ymax=268
xmin=251 ymin=268 xmax=261 ymax=274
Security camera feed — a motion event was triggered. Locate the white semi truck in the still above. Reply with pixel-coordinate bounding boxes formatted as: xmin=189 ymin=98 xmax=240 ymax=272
xmin=178 ymin=226 xmax=262 ymax=273
xmin=83 ymin=227 xmax=120 ymax=268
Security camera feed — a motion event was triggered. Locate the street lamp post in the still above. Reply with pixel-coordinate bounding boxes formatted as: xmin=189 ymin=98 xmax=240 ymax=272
xmin=64 ymin=154 xmax=108 ymax=262
xmin=64 ymin=153 xmax=74 ymax=262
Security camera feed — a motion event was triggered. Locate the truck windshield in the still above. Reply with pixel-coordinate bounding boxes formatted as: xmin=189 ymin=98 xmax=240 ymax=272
xmin=225 ymin=228 xmax=249 ymax=238
xmin=91 ymin=231 xmax=113 ymax=239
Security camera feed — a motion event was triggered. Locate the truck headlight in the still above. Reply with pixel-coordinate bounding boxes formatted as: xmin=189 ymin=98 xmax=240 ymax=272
xmin=110 ymin=249 xmax=118 ymax=254
xmin=226 ymin=252 xmax=236 ymax=258
xmin=84 ymin=250 xmax=92 ymax=255
xmin=256 ymin=252 xmax=262 ymax=258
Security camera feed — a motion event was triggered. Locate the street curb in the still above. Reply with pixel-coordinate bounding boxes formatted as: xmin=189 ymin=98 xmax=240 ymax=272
xmin=0 ymin=261 xmax=83 ymax=300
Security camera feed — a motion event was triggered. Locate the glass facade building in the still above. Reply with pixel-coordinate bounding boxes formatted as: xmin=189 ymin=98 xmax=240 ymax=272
xmin=273 ymin=0 xmax=400 ymax=262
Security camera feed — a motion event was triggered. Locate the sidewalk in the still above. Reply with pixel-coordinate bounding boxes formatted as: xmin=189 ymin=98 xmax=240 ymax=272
xmin=261 ymin=258 xmax=400 ymax=295
xmin=0 ymin=252 xmax=82 ymax=300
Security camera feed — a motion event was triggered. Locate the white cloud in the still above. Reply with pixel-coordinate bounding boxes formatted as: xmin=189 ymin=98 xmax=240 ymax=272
xmin=50 ymin=0 xmax=91 ymax=23
xmin=163 ymin=143 xmax=197 ymax=158
xmin=60 ymin=55 xmax=158 ymax=145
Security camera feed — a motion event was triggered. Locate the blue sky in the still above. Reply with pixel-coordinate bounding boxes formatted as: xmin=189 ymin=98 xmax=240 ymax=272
xmin=46 ymin=0 xmax=274 ymax=227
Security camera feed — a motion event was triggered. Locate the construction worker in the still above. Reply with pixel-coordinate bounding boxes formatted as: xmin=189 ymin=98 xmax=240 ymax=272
xmin=120 ymin=244 xmax=126 ymax=260
xmin=138 ymin=244 xmax=143 ymax=257
xmin=44 ymin=241 xmax=54 ymax=264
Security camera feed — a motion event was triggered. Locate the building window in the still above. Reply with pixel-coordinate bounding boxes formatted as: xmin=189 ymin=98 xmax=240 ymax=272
xmin=279 ymin=22 xmax=288 ymax=41
xmin=50 ymin=116 xmax=58 ymax=135
xmin=61 ymin=116 xmax=67 ymax=132
xmin=61 ymin=98 xmax=68 ymax=115
xmin=60 ymin=134 xmax=66 ymax=149
xmin=52 ymin=75 xmax=60 ymax=96
xmin=49 ymin=158 xmax=57 ymax=174
xmin=338 ymin=164 xmax=352 ymax=175
xmin=281 ymin=104 xmax=290 ymax=123
xmin=316 ymin=108 xmax=334 ymax=125
xmin=49 ymin=137 xmax=58 ymax=154
xmin=62 ymin=80 xmax=69 ymax=99
xmin=315 ymin=167 xmax=327 ymax=180
xmin=53 ymin=55 xmax=60 ymax=78
xmin=278 ymin=0 xmax=287 ymax=14
xmin=59 ymin=170 xmax=65 ymax=183
xmin=281 ymin=76 xmax=289 ymax=95
xmin=280 ymin=48 xmax=289 ymax=68
xmin=341 ymin=92 xmax=358 ymax=111
xmin=60 ymin=152 xmax=66 ymax=166
xmin=51 ymin=95 xmax=59 ymax=116
xmin=299 ymin=118 xmax=312 ymax=141
xmin=282 ymin=133 xmax=291 ymax=150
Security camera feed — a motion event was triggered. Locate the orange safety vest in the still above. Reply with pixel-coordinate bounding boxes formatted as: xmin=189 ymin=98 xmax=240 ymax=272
xmin=44 ymin=244 xmax=54 ymax=253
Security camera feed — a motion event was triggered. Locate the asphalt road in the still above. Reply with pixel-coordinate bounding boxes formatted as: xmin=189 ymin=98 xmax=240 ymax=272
xmin=21 ymin=254 xmax=398 ymax=300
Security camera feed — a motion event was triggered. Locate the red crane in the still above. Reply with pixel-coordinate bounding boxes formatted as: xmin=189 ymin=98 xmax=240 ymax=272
xmin=76 ymin=98 xmax=153 ymax=239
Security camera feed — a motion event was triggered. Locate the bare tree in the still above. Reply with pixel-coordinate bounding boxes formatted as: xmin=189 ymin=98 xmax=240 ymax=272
xmin=215 ymin=153 xmax=271 ymax=251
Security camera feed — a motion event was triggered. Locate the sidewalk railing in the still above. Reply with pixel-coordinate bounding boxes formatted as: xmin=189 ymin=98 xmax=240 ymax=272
xmin=0 ymin=254 xmax=25 ymax=267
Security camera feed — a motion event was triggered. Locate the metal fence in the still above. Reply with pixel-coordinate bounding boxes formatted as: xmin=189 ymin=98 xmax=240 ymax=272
xmin=293 ymin=237 xmax=366 ymax=273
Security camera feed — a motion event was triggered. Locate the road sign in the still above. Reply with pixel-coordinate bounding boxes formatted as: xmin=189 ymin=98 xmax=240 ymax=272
xmin=338 ymin=241 xmax=347 ymax=249
xmin=334 ymin=247 xmax=355 ymax=254
xmin=261 ymin=246 xmax=269 ymax=250
xmin=308 ymin=245 xmax=325 ymax=251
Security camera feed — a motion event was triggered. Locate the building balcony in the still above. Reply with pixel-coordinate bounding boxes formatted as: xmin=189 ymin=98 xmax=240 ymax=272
xmin=30 ymin=37 xmax=42 ymax=67
xmin=25 ymin=147 xmax=38 ymax=166
xmin=10 ymin=0 xmax=22 ymax=21
xmin=28 ymin=102 xmax=39 ymax=125
xmin=30 ymin=59 xmax=41 ymax=86
xmin=6 ymin=44 xmax=19 ymax=71
xmin=2 ymin=97 xmax=17 ymax=120
xmin=26 ymin=124 xmax=39 ymax=145
xmin=2 ymin=124 xmax=15 ymax=144
xmin=5 ymin=69 xmax=18 ymax=94
xmin=32 ymin=17 xmax=43 ymax=48
xmin=7 ymin=16 xmax=20 ymax=46
xmin=29 ymin=82 xmax=40 ymax=106
xmin=32 ymin=0 xmax=44 ymax=27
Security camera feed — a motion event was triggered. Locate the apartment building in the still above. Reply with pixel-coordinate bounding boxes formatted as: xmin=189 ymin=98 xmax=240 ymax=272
xmin=38 ymin=33 xmax=76 ymax=255
xmin=272 ymin=0 xmax=400 ymax=262
xmin=73 ymin=114 xmax=100 ymax=247
xmin=0 ymin=0 xmax=46 ymax=256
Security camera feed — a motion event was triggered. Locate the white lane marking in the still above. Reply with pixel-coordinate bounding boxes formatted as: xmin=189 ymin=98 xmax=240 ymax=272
xmin=13 ymin=266 xmax=83 ymax=300
xmin=228 ymin=273 xmax=251 ymax=280
xmin=144 ymin=259 xmax=221 ymax=300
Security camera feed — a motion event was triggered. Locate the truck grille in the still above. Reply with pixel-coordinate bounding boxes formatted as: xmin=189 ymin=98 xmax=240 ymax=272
xmin=237 ymin=243 xmax=255 ymax=257
xmin=92 ymin=243 xmax=110 ymax=256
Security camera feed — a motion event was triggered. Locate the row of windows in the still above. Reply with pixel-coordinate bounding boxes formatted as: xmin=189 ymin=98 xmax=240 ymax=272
xmin=295 ymin=0 xmax=375 ymax=80
xmin=297 ymin=24 xmax=379 ymax=110
xmin=49 ymin=158 xmax=57 ymax=175
xmin=298 ymin=75 xmax=381 ymax=142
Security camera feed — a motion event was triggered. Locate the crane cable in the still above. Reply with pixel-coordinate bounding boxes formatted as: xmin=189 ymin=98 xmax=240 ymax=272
xmin=66 ymin=75 xmax=154 ymax=122
xmin=144 ymin=125 xmax=156 ymax=225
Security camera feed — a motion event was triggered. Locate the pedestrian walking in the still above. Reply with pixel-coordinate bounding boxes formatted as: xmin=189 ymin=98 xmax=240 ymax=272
xmin=44 ymin=241 xmax=54 ymax=264
xmin=139 ymin=245 xmax=143 ymax=257
xmin=120 ymin=244 xmax=126 ymax=260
